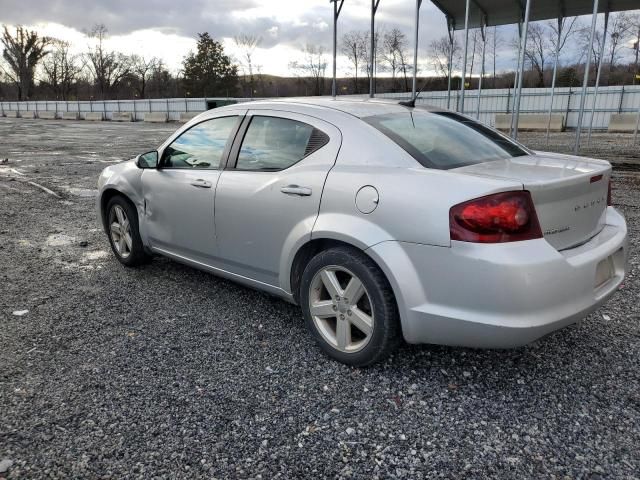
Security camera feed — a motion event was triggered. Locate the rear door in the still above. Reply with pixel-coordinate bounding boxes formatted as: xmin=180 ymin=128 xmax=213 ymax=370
xmin=142 ymin=114 xmax=242 ymax=262
xmin=214 ymin=110 xmax=341 ymax=286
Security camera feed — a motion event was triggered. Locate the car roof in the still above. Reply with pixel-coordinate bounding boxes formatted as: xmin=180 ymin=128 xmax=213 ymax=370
xmin=231 ymin=97 xmax=447 ymax=119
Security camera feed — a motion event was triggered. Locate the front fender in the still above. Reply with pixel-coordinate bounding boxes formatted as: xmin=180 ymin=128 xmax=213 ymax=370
xmin=97 ymin=160 xmax=145 ymax=234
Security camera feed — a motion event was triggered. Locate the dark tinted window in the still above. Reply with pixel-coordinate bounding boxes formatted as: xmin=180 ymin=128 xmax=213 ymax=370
xmin=163 ymin=116 xmax=238 ymax=169
xmin=364 ymin=111 xmax=529 ymax=170
xmin=236 ymin=116 xmax=325 ymax=171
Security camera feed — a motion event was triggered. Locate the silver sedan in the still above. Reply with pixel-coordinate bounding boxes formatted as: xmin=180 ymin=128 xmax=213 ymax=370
xmin=97 ymin=99 xmax=628 ymax=366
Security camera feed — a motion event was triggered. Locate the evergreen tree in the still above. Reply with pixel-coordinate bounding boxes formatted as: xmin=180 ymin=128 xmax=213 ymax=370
xmin=182 ymin=33 xmax=238 ymax=97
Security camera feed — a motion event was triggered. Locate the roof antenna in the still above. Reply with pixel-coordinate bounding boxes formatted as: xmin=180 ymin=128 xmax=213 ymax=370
xmin=399 ymin=80 xmax=427 ymax=108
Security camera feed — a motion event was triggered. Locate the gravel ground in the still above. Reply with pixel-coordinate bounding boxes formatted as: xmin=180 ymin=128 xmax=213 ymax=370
xmin=0 ymin=118 xmax=639 ymax=479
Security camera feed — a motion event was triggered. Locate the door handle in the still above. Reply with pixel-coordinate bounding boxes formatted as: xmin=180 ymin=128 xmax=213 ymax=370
xmin=280 ymin=185 xmax=312 ymax=196
xmin=190 ymin=179 xmax=212 ymax=188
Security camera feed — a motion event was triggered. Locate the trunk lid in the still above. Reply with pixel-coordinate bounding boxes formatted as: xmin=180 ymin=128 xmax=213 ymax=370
xmin=453 ymin=152 xmax=610 ymax=250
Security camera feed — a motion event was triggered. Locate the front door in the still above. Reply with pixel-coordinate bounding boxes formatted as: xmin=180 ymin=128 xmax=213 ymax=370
xmin=142 ymin=115 xmax=241 ymax=263
xmin=214 ymin=110 xmax=341 ymax=287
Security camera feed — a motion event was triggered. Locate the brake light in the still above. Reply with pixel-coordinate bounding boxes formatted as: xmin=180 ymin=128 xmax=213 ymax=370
xmin=450 ymin=191 xmax=542 ymax=243
xmin=607 ymin=179 xmax=612 ymax=206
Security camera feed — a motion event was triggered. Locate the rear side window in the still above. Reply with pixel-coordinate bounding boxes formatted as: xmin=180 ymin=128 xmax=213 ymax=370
xmin=363 ymin=111 xmax=529 ymax=170
xmin=236 ymin=116 xmax=329 ymax=171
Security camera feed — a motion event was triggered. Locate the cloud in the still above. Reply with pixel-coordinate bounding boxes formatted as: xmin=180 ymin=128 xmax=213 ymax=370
xmin=7 ymin=0 xmax=623 ymax=77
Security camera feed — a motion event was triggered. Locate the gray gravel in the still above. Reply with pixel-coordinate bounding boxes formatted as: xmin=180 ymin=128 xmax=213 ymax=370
xmin=1 ymin=118 xmax=639 ymax=479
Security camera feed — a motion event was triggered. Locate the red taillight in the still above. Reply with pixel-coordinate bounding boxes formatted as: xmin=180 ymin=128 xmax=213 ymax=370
xmin=607 ymin=179 xmax=612 ymax=206
xmin=450 ymin=191 xmax=543 ymax=243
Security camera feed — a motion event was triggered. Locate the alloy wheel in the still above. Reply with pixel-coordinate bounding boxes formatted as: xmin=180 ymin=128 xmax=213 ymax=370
xmin=110 ymin=205 xmax=133 ymax=259
xmin=308 ymin=266 xmax=374 ymax=353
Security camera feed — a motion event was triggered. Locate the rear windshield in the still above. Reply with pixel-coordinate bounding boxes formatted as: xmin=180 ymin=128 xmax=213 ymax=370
xmin=363 ymin=111 xmax=530 ymax=170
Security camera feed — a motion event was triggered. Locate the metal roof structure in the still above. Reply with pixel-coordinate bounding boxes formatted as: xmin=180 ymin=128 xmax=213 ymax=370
xmin=432 ymin=0 xmax=640 ymax=29
xmin=328 ymin=1 xmax=640 ymax=152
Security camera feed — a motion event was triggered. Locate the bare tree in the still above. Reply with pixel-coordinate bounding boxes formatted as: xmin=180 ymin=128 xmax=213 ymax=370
xmin=467 ymin=30 xmax=482 ymax=84
xmin=146 ymin=60 xmax=173 ymax=97
xmin=548 ymin=16 xmax=580 ymax=65
xmin=580 ymin=26 xmax=605 ymax=75
xmin=358 ymin=27 xmax=383 ymax=91
xmin=578 ymin=14 xmax=630 ymax=82
xmin=429 ymin=34 xmax=460 ymax=79
xmin=341 ymin=30 xmax=368 ymax=93
xmin=131 ymin=55 xmax=160 ymax=99
xmin=85 ymin=24 xmax=132 ymax=99
xmin=1 ymin=25 xmax=50 ymax=100
xmin=41 ymin=39 xmax=84 ymax=100
xmin=234 ymin=34 xmax=262 ymax=97
xmin=606 ymin=13 xmax=633 ymax=74
xmin=381 ymin=28 xmax=411 ymax=92
xmin=512 ymin=23 xmax=550 ymax=87
xmin=489 ymin=27 xmax=501 ymax=87
xmin=289 ymin=44 xmax=327 ymax=96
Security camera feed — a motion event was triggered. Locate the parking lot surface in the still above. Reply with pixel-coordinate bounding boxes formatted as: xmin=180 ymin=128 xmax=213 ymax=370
xmin=0 ymin=118 xmax=638 ymax=479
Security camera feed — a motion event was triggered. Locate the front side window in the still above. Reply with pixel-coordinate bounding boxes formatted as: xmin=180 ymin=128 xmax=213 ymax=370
xmin=162 ymin=116 xmax=238 ymax=169
xmin=236 ymin=116 xmax=326 ymax=171
xmin=363 ymin=111 xmax=530 ymax=170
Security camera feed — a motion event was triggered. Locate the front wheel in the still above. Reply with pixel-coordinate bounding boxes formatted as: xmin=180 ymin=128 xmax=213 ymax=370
xmin=106 ymin=196 xmax=150 ymax=267
xmin=300 ymin=247 xmax=400 ymax=366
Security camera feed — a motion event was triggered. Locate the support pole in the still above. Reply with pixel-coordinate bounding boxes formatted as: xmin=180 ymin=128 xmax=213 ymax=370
xmin=634 ymin=105 xmax=640 ymax=145
xmin=574 ymin=0 xmax=599 ymax=154
xmin=446 ymin=19 xmax=455 ymax=110
xmin=476 ymin=19 xmax=487 ymax=120
xmin=510 ymin=22 xmax=523 ymax=137
xmin=331 ymin=0 xmax=344 ymax=98
xmin=546 ymin=16 xmax=563 ymax=145
xmin=411 ymin=0 xmax=423 ymax=98
xmin=459 ymin=0 xmax=471 ymax=113
xmin=587 ymin=10 xmax=609 ymax=145
xmin=369 ymin=0 xmax=381 ymax=98
xmin=513 ymin=0 xmax=532 ymax=141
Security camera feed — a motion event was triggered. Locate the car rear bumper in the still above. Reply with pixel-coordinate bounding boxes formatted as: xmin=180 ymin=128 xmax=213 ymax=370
xmin=367 ymin=207 xmax=628 ymax=348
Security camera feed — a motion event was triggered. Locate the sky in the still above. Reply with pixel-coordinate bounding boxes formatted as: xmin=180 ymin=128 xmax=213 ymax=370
xmin=0 ymin=1 xmax=638 ymax=78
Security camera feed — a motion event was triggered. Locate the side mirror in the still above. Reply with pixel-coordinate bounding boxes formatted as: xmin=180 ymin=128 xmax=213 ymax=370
xmin=136 ymin=151 xmax=158 ymax=169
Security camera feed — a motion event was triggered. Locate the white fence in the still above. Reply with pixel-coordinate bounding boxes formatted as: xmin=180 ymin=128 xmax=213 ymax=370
xmin=0 ymin=97 xmax=252 ymax=121
xmin=354 ymin=85 xmax=640 ymax=130
xmin=1 ymin=85 xmax=640 ymax=129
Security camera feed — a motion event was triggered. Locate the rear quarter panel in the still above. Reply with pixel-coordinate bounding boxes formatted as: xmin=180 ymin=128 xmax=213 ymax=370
xmin=313 ymin=123 xmax=524 ymax=248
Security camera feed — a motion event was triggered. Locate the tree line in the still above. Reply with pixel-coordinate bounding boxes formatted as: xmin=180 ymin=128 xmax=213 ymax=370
xmin=0 ymin=24 xmax=240 ymax=101
xmin=340 ymin=12 xmax=640 ymax=93
xmin=1 ymin=15 xmax=640 ymax=103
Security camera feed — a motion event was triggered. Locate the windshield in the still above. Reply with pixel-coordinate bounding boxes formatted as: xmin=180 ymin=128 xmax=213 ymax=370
xmin=363 ymin=111 xmax=530 ymax=170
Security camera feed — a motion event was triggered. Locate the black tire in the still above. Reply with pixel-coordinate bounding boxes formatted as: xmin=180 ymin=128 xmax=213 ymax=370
xmin=300 ymin=246 xmax=401 ymax=366
xmin=105 ymin=195 xmax=151 ymax=267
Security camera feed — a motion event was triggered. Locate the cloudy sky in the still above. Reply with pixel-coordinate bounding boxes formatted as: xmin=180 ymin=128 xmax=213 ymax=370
xmin=0 ymin=1 xmax=637 ymax=77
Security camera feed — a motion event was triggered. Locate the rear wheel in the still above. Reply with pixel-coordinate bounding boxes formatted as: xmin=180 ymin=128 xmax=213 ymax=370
xmin=106 ymin=196 xmax=150 ymax=267
xmin=300 ymin=247 xmax=400 ymax=366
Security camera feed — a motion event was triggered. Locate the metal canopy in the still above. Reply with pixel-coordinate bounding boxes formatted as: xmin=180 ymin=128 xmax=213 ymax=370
xmin=431 ymin=0 xmax=639 ymax=29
